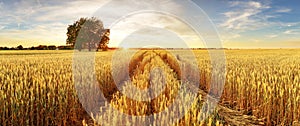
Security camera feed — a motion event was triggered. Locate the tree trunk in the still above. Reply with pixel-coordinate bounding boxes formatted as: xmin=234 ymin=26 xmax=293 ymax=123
xmin=88 ymin=42 xmax=91 ymax=51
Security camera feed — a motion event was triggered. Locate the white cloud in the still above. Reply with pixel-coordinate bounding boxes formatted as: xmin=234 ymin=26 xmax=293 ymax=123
xmin=110 ymin=12 xmax=203 ymax=48
xmin=266 ymin=34 xmax=278 ymax=38
xmin=33 ymin=1 xmax=108 ymax=22
xmin=36 ymin=0 xmax=41 ymax=6
xmin=0 ymin=0 xmax=42 ymax=29
xmin=0 ymin=26 xmax=5 ymax=30
xmin=0 ymin=0 xmax=111 ymax=46
xmin=0 ymin=0 xmax=109 ymax=26
xmin=0 ymin=2 xmax=3 ymax=9
xmin=228 ymin=1 xmax=268 ymax=9
xmin=276 ymin=8 xmax=291 ymax=13
xmin=218 ymin=31 xmax=241 ymax=43
xmin=1 ymin=0 xmax=201 ymax=47
xmin=248 ymin=1 xmax=262 ymax=8
xmin=228 ymin=1 xmax=270 ymax=9
xmin=277 ymin=22 xmax=300 ymax=28
xmin=0 ymin=21 xmax=7 ymax=30
xmin=220 ymin=1 xmax=271 ymax=31
xmin=283 ymin=30 xmax=299 ymax=35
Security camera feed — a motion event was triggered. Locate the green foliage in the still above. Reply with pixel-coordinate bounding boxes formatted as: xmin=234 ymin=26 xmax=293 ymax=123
xmin=66 ymin=17 xmax=109 ymax=51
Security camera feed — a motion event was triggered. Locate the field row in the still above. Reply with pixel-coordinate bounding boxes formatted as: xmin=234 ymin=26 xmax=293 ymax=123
xmin=0 ymin=50 xmax=299 ymax=125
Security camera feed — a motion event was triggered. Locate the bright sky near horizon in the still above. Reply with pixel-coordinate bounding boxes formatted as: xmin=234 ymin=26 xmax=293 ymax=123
xmin=0 ymin=0 xmax=299 ymax=48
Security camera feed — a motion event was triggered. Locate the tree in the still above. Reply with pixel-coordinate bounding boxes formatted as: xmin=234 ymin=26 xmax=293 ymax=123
xmin=17 ymin=45 xmax=23 ymax=50
xmin=37 ymin=45 xmax=47 ymax=50
xmin=48 ymin=45 xmax=57 ymax=50
xmin=66 ymin=17 xmax=110 ymax=51
xmin=97 ymin=29 xmax=110 ymax=51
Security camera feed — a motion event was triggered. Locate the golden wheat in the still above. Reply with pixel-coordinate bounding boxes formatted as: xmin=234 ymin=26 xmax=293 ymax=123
xmin=0 ymin=49 xmax=299 ymax=125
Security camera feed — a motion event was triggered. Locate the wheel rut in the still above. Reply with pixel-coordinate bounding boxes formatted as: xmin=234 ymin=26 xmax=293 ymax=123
xmin=100 ymin=50 xmax=265 ymax=125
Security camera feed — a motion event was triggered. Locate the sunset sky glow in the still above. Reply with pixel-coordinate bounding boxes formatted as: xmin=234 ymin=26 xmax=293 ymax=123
xmin=0 ymin=0 xmax=299 ymax=48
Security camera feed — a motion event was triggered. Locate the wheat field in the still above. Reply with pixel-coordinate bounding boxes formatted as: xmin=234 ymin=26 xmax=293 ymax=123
xmin=0 ymin=49 xmax=299 ymax=126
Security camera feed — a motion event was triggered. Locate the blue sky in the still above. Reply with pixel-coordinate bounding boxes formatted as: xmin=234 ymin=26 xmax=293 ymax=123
xmin=0 ymin=0 xmax=299 ymax=48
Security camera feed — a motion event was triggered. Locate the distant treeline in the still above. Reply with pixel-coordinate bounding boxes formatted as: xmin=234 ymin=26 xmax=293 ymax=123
xmin=0 ymin=45 xmax=74 ymax=50
xmin=124 ymin=48 xmax=229 ymax=50
xmin=0 ymin=45 xmax=230 ymax=51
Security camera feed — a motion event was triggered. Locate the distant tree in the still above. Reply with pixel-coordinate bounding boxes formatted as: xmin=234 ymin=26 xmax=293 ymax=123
xmin=10 ymin=47 xmax=16 ymax=50
xmin=37 ymin=45 xmax=47 ymax=50
xmin=66 ymin=17 xmax=110 ymax=51
xmin=57 ymin=45 xmax=73 ymax=50
xmin=3 ymin=47 xmax=9 ymax=50
xmin=17 ymin=45 xmax=23 ymax=50
xmin=48 ymin=45 xmax=57 ymax=50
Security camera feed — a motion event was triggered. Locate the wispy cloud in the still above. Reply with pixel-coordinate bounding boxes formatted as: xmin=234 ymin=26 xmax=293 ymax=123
xmin=218 ymin=1 xmax=274 ymax=43
xmin=266 ymin=34 xmax=278 ymax=38
xmin=0 ymin=0 xmax=110 ymax=46
xmin=217 ymin=30 xmax=241 ymax=44
xmin=276 ymin=8 xmax=292 ymax=13
xmin=0 ymin=2 xmax=3 ymax=9
xmin=228 ymin=1 xmax=267 ymax=8
xmin=109 ymin=8 xmax=202 ymax=48
xmin=283 ymin=30 xmax=299 ymax=35
xmin=0 ymin=0 xmax=109 ymax=27
xmin=278 ymin=22 xmax=300 ymax=27
xmin=0 ymin=0 xmax=198 ymax=47
xmin=219 ymin=1 xmax=300 ymax=46
xmin=0 ymin=0 xmax=299 ymax=48
xmin=33 ymin=1 xmax=106 ymax=22
xmin=0 ymin=26 xmax=5 ymax=30
xmin=220 ymin=1 xmax=271 ymax=31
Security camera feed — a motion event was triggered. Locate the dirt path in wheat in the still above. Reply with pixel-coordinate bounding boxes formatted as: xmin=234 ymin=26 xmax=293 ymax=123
xmin=103 ymin=50 xmax=265 ymax=125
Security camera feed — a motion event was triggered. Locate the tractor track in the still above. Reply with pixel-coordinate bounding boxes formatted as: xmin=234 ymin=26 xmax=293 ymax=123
xmin=101 ymin=50 xmax=265 ymax=125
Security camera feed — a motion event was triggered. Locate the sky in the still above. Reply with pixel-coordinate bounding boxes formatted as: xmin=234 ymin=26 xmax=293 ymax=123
xmin=0 ymin=0 xmax=299 ymax=48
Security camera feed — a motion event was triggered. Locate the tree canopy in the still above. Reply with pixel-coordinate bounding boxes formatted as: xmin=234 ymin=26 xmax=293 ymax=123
xmin=66 ymin=17 xmax=110 ymax=51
